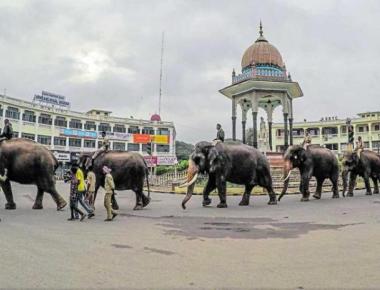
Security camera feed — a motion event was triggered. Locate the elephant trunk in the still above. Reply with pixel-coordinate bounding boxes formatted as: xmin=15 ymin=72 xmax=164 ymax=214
xmin=181 ymin=159 xmax=199 ymax=210
xmin=342 ymin=168 xmax=349 ymax=197
xmin=278 ymin=159 xmax=293 ymax=201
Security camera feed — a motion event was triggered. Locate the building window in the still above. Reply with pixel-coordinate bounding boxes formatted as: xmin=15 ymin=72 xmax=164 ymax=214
xmin=98 ymin=123 xmax=111 ymax=132
xmin=113 ymin=124 xmax=126 ymax=133
xmin=98 ymin=141 xmax=103 ymax=148
xmin=358 ymin=125 xmax=369 ymax=132
xmin=322 ymin=127 xmax=338 ymax=135
xmin=292 ymin=128 xmax=304 ymax=136
xmin=22 ymin=110 xmax=36 ymax=123
xmin=37 ymin=135 xmax=51 ymax=145
xmin=21 ymin=133 xmax=35 ymax=141
xmin=128 ymin=126 xmax=140 ymax=134
xmin=156 ymin=144 xmax=170 ymax=153
xmin=5 ymin=107 xmax=20 ymax=120
xmin=69 ymin=119 xmax=82 ymax=129
xmin=113 ymin=142 xmax=126 ymax=151
xmin=374 ymin=124 xmax=380 ymax=131
xmin=69 ymin=138 xmax=81 ymax=147
xmin=142 ymin=143 xmax=154 ymax=152
xmin=341 ymin=126 xmax=347 ymax=133
xmin=54 ymin=116 xmax=67 ymax=127
xmin=84 ymin=121 xmax=96 ymax=131
xmin=127 ymin=143 xmax=140 ymax=151
xmin=13 ymin=131 xmax=19 ymax=138
xmin=307 ymin=128 xmax=320 ymax=136
xmin=0 ymin=105 xmax=3 ymax=117
xmin=54 ymin=137 xmax=66 ymax=146
xmin=373 ymin=141 xmax=380 ymax=150
xmin=84 ymin=140 xmax=96 ymax=148
xmin=157 ymin=128 xmax=170 ymax=136
xmin=142 ymin=127 xmax=154 ymax=135
xmin=325 ymin=143 xmax=338 ymax=151
xmin=38 ymin=113 xmax=52 ymax=125
xmin=276 ymin=129 xmax=284 ymax=137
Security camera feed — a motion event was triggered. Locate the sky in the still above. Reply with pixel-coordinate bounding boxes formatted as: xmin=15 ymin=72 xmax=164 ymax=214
xmin=0 ymin=0 xmax=379 ymax=144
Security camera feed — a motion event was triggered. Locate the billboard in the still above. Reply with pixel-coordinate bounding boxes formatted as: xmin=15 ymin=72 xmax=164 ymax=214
xmin=60 ymin=128 xmax=97 ymax=139
xmin=143 ymin=155 xmax=177 ymax=166
xmin=133 ymin=134 xmax=151 ymax=144
xmin=33 ymin=91 xmax=70 ymax=108
xmin=133 ymin=134 xmax=169 ymax=144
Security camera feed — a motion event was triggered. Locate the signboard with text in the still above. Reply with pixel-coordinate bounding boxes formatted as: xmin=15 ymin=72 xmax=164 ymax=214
xmin=33 ymin=91 xmax=70 ymax=108
xmin=60 ymin=128 xmax=97 ymax=139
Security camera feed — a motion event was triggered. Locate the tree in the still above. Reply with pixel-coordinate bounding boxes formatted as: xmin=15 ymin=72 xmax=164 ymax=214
xmin=175 ymin=141 xmax=194 ymax=161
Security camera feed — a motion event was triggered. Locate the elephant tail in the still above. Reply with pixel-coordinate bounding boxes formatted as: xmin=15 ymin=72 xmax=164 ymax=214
xmin=146 ymin=167 xmax=150 ymax=198
xmin=142 ymin=158 xmax=150 ymax=198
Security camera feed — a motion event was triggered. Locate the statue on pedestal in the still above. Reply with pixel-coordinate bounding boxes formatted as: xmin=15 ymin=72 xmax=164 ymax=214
xmin=258 ymin=117 xmax=269 ymax=152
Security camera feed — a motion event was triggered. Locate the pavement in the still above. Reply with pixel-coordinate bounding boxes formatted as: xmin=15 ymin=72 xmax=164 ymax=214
xmin=1 ymin=181 xmax=380 ymax=289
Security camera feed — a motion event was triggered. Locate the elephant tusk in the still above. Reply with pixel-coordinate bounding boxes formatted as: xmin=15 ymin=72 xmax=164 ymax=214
xmin=281 ymin=170 xmax=292 ymax=182
xmin=179 ymin=173 xmax=199 ymax=188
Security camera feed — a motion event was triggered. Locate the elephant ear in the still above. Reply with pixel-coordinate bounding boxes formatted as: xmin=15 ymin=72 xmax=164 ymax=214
xmin=299 ymin=148 xmax=307 ymax=163
xmin=207 ymin=147 xmax=222 ymax=173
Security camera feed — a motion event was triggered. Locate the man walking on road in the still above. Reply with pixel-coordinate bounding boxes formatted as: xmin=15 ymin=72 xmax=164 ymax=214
xmin=68 ymin=166 xmax=86 ymax=221
xmin=76 ymin=166 xmax=95 ymax=219
xmin=85 ymin=166 xmax=96 ymax=209
xmin=103 ymin=166 xmax=118 ymax=221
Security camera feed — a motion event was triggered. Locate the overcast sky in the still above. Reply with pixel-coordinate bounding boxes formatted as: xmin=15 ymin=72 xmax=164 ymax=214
xmin=0 ymin=0 xmax=379 ymax=143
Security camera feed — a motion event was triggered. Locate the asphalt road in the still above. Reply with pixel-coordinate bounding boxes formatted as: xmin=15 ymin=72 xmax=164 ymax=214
xmin=1 ymin=181 xmax=380 ymax=289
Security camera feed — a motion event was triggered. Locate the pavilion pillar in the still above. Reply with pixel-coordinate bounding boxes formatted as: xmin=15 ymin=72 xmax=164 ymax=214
xmin=252 ymin=111 xmax=258 ymax=148
xmin=232 ymin=97 xmax=237 ymax=141
xmin=242 ymin=121 xmax=246 ymax=144
xmin=289 ymin=118 xmax=294 ymax=146
xmin=268 ymin=121 xmax=273 ymax=151
xmin=283 ymin=112 xmax=289 ymax=150
xmin=241 ymin=106 xmax=248 ymax=144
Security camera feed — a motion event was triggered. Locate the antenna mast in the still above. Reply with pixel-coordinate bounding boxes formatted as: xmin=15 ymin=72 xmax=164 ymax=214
xmin=159 ymin=31 xmax=165 ymax=116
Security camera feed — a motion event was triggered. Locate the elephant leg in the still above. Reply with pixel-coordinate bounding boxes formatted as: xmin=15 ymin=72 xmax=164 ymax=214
xmin=133 ymin=187 xmax=144 ymax=210
xmin=92 ymin=185 xmax=101 ymax=210
xmin=372 ymin=177 xmax=379 ymax=194
xmin=202 ymin=177 xmax=216 ymax=207
xmin=331 ymin=174 xmax=339 ymax=198
xmin=239 ymin=184 xmax=254 ymax=206
xmin=33 ymin=187 xmax=44 ymax=209
xmin=46 ymin=187 xmax=67 ymax=211
xmin=216 ymin=177 xmax=227 ymax=208
xmin=2 ymin=180 xmax=16 ymax=210
xmin=363 ymin=173 xmax=372 ymax=195
xmin=300 ymin=173 xmax=311 ymax=202
xmin=313 ymin=178 xmax=323 ymax=199
xmin=347 ymin=172 xmax=357 ymax=197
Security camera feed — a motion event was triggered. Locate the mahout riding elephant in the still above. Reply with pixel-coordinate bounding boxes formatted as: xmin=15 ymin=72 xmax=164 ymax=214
xmin=279 ymin=145 xmax=339 ymax=201
xmin=78 ymin=151 xmax=150 ymax=210
xmin=342 ymin=150 xmax=380 ymax=197
xmin=0 ymin=138 xmax=67 ymax=210
xmin=180 ymin=141 xmax=277 ymax=209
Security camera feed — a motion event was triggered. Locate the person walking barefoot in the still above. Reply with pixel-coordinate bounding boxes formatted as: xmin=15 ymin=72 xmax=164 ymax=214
xmin=103 ymin=166 xmax=118 ymax=221
xmin=68 ymin=166 xmax=86 ymax=221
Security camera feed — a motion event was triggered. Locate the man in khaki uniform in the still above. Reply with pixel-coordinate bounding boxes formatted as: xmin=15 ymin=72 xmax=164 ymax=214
xmin=85 ymin=166 xmax=96 ymax=209
xmin=103 ymin=166 xmax=117 ymax=221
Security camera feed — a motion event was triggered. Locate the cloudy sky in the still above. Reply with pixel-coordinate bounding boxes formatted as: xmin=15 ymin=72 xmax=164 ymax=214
xmin=0 ymin=0 xmax=379 ymax=143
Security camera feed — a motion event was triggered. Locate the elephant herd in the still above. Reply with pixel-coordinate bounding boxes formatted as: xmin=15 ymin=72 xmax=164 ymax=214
xmin=0 ymin=138 xmax=379 ymax=215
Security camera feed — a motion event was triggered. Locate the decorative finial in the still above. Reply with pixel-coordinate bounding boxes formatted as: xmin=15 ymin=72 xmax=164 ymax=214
xmin=259 ymin=20 xmax=263 ymax=37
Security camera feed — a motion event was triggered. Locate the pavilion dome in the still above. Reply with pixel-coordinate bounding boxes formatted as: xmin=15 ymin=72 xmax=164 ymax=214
xmin=241 ymin=22 xmax=284 ymax=70
xmin=150 ymin=114 xmax=161 ymax=121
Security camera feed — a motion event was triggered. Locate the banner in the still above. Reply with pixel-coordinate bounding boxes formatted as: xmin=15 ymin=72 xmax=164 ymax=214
xmin=106 ymin=132 xmax=132 ymax=141
xmin=151 ymin=135 xmax=169 ymax=144
xmin=53 ymin=152 xmax=70 ymax=162
xmin=157 ymin=156 xmax=178 ymax=165
xmin=133 ymin=134 xmax=151 ymax=144
xmin=60 ymin=128 xmax=97 ymax=139
xmin=34 ymin=91 xmax=70 ymax=108
xmin=143 ymin=156 xmax=157 ymax=167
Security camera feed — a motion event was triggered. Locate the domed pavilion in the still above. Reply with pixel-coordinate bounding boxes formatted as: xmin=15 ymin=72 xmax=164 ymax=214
xmin=219 ymin=22 xmax=303 ymax=151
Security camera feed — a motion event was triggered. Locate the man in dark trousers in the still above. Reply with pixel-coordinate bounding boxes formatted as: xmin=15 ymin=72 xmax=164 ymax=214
xmin=0 ymin=119 xmax=13 ymax=142
xmin=215 ymin=123 xmax=225 ymax=142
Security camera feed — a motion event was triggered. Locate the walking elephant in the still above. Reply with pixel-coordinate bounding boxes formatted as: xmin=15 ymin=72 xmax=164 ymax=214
xmin=0 ymin=138 xmax=67 ymax=210
xmin=279 ymin=145 xmax=339 ymax=201
xmin=180 ymin=141 xmax=277 ymax=209
xmin=342 ymin=150 xmax=380 ymax=197
xmin=78 ymin=151 xmax=150 ymax=210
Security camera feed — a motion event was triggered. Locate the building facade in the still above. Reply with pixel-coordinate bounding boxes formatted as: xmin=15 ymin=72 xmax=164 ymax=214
xmin=272 ymin=112 xmax=380 ymax=153
xmin=0 ymin=94 xmax=176 ymax=165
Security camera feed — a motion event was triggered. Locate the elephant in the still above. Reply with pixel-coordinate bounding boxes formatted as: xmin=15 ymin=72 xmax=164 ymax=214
xmin=279 ymin=145 xmax=339 ymax=202
xmin=180 ymin=141 xmax=277 ymax=209
xmin=78 ymin=150 xmax=150 ymax=210
xmin=0 ymin=138 xmax=67 ymax=210
xmin=341 ymin=150 xmax=380 ymax=197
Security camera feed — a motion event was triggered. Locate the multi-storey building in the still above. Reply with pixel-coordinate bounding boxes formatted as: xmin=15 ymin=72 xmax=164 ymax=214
xmin=272 ymin=112 xmax=380 ymax=153
xmin=0 ymin=94 xmax=176 ymax=165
